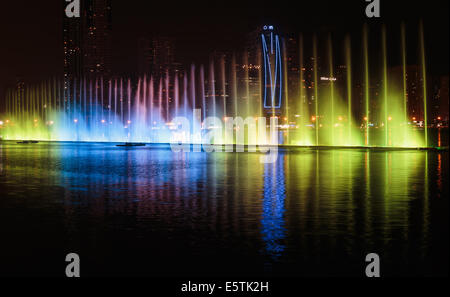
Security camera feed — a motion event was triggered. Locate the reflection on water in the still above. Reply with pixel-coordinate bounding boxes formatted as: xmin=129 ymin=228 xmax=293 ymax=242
xmin=0 ymin=142 xmax=448 ymax=276
xmin=262 ymin=158 xmax=286 ymax=259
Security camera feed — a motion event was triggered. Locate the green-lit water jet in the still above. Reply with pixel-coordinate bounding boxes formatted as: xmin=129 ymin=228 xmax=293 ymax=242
xmin=345 ymin=35 xmax=352 ymax=145
xmin=401 ymin=22 xmax=408 ymax=146
xmin=363 ymin=24 xmax=370 ymax=146
xmin=328 ymin=34 xmax=335 ymax=145
xmin=419 ymin=20 xmax=428 ymax=147
xmin=313 ymin=34 xmax=319 ymax=146
xmin=382 ymin=25 xmax=389 ymax=146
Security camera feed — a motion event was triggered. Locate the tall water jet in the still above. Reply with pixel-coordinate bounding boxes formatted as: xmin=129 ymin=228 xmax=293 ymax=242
xmin=73 ymin=79 xmax=78 ymax=140
xmin=120 ymin=78 xmax=124 ymax=123
xmin=149 ymin=76 xmax=154 ymax=127
xmin=345 ymin=34 xmax=353 ymax=145
xmin=100 ymin=77 xmax=104 ymax=123
xmin=298 ymin=33 xmax=305 ymax=143
xmin=95 ymin=78 xmax=99 ymax=132
xmin=174 ymin=73 xmax=179 ymax=119
xmin=401 ymin=23 xmax=408 ymax=145
xmin=282 ymin=38 xmax=290 ymax=144
xmin=328 ymin=34 xmax=335 ymax=145
xmin=257 ymin=47 xmax=263 ymax=120
xmin=114 ymin=79 xmax=118 ymax=122
xmin=419 ymin=20 xmax=428 ymax=147
xmin=220 ymin=56 xmax=227 ymax=118
xmin=108 ymin=79 xmax=112 ymax=124
xmin=166 ymin=71 xmax=170 ymax=121
xmin=231 ymin=53 xmax=238 ymax=117
xmin=182 ymin=73 xmax=188 ymax=118
xmin=127 ymin=79 xmax=131 ymax=125
xmin=381 ymin=25 xmax=389 ymax=146
xmin=135 ymin=78 xmax=142 ymax=140
xmin=313 ymin=34 xmax=319 ymax=146
xmin=143 ymin=75 xmax=148 ymax=128
xmin=243 ymin=51 xmax=250 ymax=118
xmin=209 ymin=59 xmax=216 ymax=118
xmin=200 ymin=65 xmax=206 ymax=120
xmin=190 ymin=65 xmax=196 ymax=113
xmin=363 ymin=24 xmax=370 ymax=146
xmin=159 ymin=77 xmax=164 ymax=121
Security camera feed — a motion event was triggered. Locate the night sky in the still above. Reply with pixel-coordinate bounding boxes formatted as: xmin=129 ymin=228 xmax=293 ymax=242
xmin=0 ymin=0 xmax=448 ymax=101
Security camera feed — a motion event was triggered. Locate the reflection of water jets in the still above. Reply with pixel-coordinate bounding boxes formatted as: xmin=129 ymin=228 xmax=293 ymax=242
xmin=16 ymin=140 xmax=39 ymax=144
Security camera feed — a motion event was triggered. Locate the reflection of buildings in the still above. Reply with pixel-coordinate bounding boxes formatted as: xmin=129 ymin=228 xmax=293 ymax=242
xmin=63 ymin=0 xmax=113 ymax=80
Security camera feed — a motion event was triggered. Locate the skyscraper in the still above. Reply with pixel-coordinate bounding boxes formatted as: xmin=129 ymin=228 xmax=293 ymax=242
xmin=260 ymin=25 xmax=284 ymax=113
xmin=63 ymin=0 xmax=112 ymax=81
xmin=137 ymin=37 xmax=176 ymax=77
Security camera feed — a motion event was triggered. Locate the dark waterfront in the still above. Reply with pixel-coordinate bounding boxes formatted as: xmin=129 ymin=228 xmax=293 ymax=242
xmin=0 ymin=141 xmax=447 ymax=277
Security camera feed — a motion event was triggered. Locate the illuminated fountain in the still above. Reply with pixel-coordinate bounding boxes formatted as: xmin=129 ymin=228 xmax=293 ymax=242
xmin=0 ymin=23 xmax=436 ymax=148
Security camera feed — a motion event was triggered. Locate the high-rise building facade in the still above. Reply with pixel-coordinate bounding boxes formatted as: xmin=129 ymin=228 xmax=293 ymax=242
xmin=137 ymin=37 xmax=176 ymax=77
xmin=63 ymin=0 xmax=112 ymax=81
xmin=260 ymin=25 xmax=283 ymax=113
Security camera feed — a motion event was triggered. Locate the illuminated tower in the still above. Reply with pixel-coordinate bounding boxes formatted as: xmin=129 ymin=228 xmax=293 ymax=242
xmin=261 ymin=25 xmax=283 ymax=114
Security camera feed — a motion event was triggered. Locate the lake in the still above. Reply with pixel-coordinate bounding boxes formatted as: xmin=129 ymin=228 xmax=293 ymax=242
xmin=0 ymin=141 xmax=448 ymax=276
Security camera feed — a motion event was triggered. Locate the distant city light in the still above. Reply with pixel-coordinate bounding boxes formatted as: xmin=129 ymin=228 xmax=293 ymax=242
xmin=74 ymin=119 xmax=78 ymax=123
xmin=0 ymin=121 xmax=3 ymax=126
xmin=320 ymin=77 xmax=337 ymax=81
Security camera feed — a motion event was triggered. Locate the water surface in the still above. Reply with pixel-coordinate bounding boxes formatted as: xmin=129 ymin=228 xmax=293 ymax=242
xmin=0 ymin=142 xmax=448 ymax=276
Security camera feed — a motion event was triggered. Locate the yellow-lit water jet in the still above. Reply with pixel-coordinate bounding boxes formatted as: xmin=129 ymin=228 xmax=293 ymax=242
xmin=313 ymin=34 xmax=319 ymax=146
xmin=363 ymin=24 xmax=370 ymax=146
xmin=419 ymin=20 xmax=428 ymax=147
